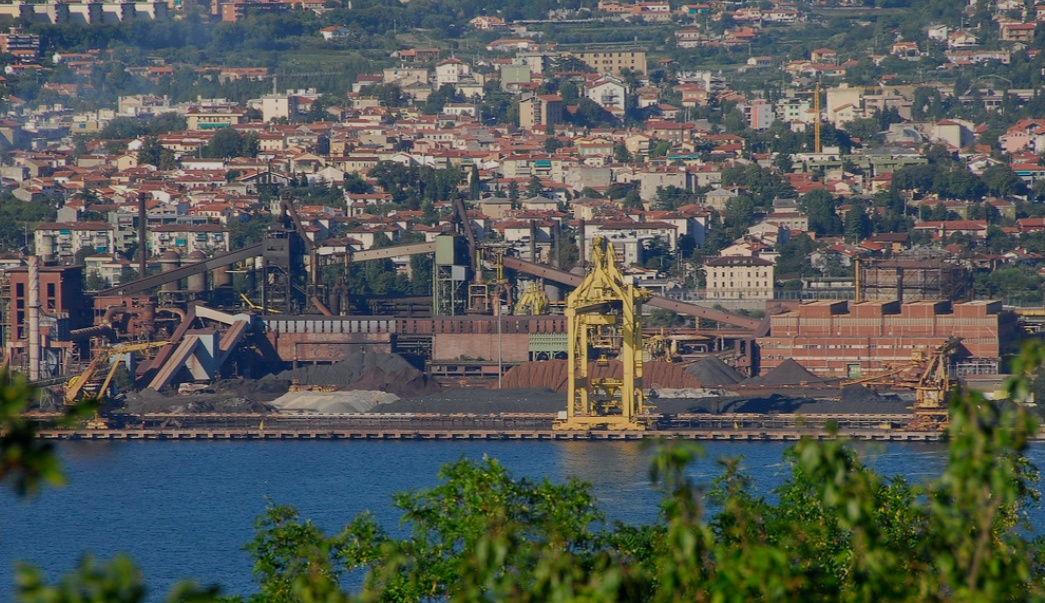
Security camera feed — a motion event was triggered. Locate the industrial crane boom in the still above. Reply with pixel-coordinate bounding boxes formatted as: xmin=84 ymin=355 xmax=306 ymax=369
xmin=65 ymin=341 xmax=171 ymax=405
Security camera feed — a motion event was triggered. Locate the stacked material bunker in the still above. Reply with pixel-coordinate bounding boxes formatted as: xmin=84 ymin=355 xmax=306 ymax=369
xmin=756 ymin=300 xmax=1016 ymax=379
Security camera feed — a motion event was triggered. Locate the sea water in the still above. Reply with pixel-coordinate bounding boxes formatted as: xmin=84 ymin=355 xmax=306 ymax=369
xmin=0 ymin=440 xmax=986 ymax=599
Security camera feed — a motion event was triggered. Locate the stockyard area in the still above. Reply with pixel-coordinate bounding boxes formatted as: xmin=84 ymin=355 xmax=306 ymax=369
xmin=109 ymin=351 xmax=911 ymax=418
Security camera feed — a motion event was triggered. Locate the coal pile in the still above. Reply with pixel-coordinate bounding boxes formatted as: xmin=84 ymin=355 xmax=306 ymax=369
xmin=501 ymin=360 xmax=702 ymax=392
xmin=267 ymin=351 xmax=437 ymax=398
xmin=743 ymin=359 xmax=824 ymax=386
xmin=121 ymin=388 xmax=274 ymax=414
xmin=834 ymin=385 xmax=909 ymax=414
xmin=684 ymin=357 xmax=744 ymax=386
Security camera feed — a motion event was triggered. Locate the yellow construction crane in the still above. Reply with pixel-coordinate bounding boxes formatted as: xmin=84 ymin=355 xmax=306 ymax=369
xmin=555 ymin=237 xmax=652 ymax=431
xmin=814 ymin=80 xmax=822 ymax=154
xmin=65 ymin=340 xmax=170 ymax=406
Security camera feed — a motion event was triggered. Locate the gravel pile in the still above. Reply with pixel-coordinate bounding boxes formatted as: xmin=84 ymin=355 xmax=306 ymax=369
xmin=653 ymin=387 xmax=730 ymax=399
xmin=266 ymin=351 xmax=437 ymax=398
xmin=379 ymin=388 xmax=563 ymax=413
xmin=270 ymin=390 xmax=400 ymax=414
xmin=743 ymin=359 xmax=824 ymax=386
xmin=684 ymin=357 xmax=744 ymax=386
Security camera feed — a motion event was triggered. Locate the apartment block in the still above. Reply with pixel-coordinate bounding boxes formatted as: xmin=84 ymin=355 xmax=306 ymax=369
xmin=567 ymin=48 xmax=647 ymax=75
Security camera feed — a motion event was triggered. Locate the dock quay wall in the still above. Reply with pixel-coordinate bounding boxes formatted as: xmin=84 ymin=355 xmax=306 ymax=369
xmin=29 ymin=412 xmax=961 ymax=442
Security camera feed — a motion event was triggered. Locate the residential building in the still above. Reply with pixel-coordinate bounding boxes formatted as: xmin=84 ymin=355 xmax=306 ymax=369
xmin=35 ymin=222 xmax=115 ymax=262
xmin=567 ymin=48 xmax=647 ymax=75
xmin=185 ymin=103 xmax=248 ymax=130
xmin=149 ymin=224 xmax=230 ymax=256
xmin=585 ymin=76 xmax=627 ymax=111
xmin=743 ymin=99 xmax=775 ymax=130
xmin=518 ymin=94 xmax=564 ymax=130
xmin=704 ymin=256 xmax=775 ymax=300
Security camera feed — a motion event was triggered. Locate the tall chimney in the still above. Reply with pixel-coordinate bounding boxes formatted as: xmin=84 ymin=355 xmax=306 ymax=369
xmin=529 ymin=220 xmax=537 ymax=263
xmin=28 ymin=255 xmax=40 ymax=381
xmin=137 ymin=192 xmax=147 ymax=278
xmin=577 ymin=218 xmax=586 ymax=268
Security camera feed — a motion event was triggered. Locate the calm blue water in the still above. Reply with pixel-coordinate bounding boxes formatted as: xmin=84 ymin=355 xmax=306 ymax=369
xmin=0 ymin=440 xmax=996 ymax=600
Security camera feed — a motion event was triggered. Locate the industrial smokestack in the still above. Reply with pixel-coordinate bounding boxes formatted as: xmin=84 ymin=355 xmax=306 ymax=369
xmin=28 ymin=255 xmax=40 ymax=381
xmin=137 ymin=192 xmax=147 ymax=279
xmin=577 ymin=218 xmax=586 ymax=268
xmin=530 ymin=221 xmax=537 ymax=263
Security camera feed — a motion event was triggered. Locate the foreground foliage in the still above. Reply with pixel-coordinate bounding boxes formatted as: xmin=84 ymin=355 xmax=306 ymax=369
xmin=7 ymin=345 xmax=1045 ymax=602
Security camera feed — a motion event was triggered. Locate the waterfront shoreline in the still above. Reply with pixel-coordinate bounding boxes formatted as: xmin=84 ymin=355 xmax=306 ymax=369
xmin=28 ymin=411 xmax=954 ymax=442
xmin=35 ymin=426 xmax=946 ymax=442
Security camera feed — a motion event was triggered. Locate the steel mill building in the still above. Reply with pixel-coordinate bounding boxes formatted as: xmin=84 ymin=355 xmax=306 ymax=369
xmin=756 ymin=299 xmax=1017 ymax=380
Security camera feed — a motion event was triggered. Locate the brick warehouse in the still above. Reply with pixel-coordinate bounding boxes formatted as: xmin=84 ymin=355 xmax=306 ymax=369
xmin=756 ymin=300 xmax=1018 ymax=379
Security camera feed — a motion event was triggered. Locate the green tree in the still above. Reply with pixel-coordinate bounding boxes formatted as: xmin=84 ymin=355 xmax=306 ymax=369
xmin=982 ymin=164 xmax=1029 ymax=197
xmin=468 ymin=164 xmax=481 ymax=200
xmin=613 ymin=142 xmax=632 ymax=163
xmin=723 ymin=195 xmax=756 ymax=239
xmin=622 ymin=189 xmax=644 ymax=209
xmin=799 ymin=189 xmax=843 ymax=236
xmin=202 ymin=128 xmax=246 ymax=159
xmin=231 ymin=349 xmax=1045 ymax=602
xmin=526 ymin=175 xmax=543 ymax=198
xmin=844 ymin=206 xmax=873 ymax=243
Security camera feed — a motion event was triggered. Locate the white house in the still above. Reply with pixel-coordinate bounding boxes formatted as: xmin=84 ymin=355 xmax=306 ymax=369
xmin=435 ymin=58 xmax=471 ymax=88
xmin=585 ymin=76 xmax=627 ymax=112
xmin=320 ymin=26 xmax=350 ymax=41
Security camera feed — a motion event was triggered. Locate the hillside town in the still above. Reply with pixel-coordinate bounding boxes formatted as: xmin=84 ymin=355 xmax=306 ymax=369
xmin=0 ymin=0 xmax=1042 ymax=396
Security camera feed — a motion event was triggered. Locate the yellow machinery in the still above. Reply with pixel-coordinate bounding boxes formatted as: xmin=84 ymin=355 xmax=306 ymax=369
xmin=65 ymin=340 xmax=170 ymax=406
xmin=514 ymin=280 xmax=550 ymax=316
xmin=840 ymin=339 xmax=957 ymax=431
xmin=555 ymin=237 xmax=652 ymax=431
xmin=644 ymin=329 xmax=674 ymax=362
xmin=909 ymin=340 xmax=957 ymax=430
xmin=240 ymin=292 xmax=279 ymax=314
xmin=813 ymin=80 xmax=822 ymax=153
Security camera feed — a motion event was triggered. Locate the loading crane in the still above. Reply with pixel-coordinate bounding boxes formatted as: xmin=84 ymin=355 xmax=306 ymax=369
xmin=514 ymin=280 xmax=550 ymax=316
xmin=555 ymin=237 xmax=652 ymax=431
xmin=910 ymin=340 xmax=958 ymax=431
xmin=65 ymin=340 xmax=170 ymax=405
xmin=840 ymin=339 xmax=958 ymax=431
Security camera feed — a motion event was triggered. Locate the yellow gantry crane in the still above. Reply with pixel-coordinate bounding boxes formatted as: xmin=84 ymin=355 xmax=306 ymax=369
xmin=65 ymin=340 xmax=171 ymax=405
xmin=555 ymin=237 xmax=652 ymax=431
xmin=514 ymin=280 xmax=550 ymax=316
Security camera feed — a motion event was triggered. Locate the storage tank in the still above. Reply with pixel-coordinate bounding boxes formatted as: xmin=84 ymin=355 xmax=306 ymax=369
xmin=160 ymin=250 xmax=181 ymax=292
xmin=185 ymin=250 xmax=207 ymax=293
xmin=212 ymin=264 xmax=232 ymax=288
xmin=36 ymin=234 xmax=56 ymax=260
